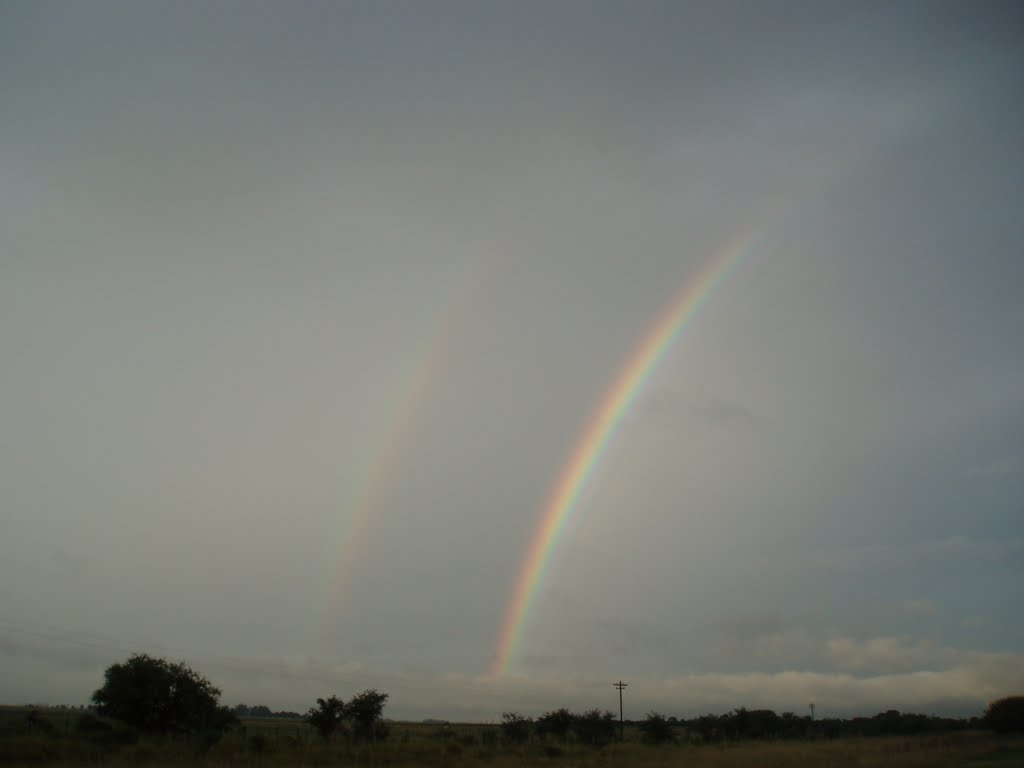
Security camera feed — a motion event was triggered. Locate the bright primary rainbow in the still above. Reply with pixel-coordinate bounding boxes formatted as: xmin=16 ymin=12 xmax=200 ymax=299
xmin=490 ymin=231 xmax=760 ymax=679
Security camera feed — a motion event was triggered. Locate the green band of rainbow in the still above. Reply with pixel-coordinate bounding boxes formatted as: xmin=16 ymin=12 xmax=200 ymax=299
xmin=491 ymin=233 xmax=758 ymax=678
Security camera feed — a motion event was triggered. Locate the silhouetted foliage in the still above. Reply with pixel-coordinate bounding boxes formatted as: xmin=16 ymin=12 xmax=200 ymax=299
xmin=305 ymin=696 xmax=345 ymax=741
xmin=742 ymin=709 xmax=779 ymax=739
xmin=734 ymin=708 xmax=777 ymax=740
xmin=639 ymin=711 xmax=675 ymax=744
xmin=347 ymin=689 xmax=389 ymax=743
xmin=500 ymin=712 xmax=532 ymax=744
xmin=233 ymin=703 xmax=299 ymax=718
xmin=536 ymin=708 xmax=574 ymax=741
xmin=573 ymin=709 xmax=617 ymax=746
xmin=682 ymin=707 xmax=972 ymax=742
xmin=985 ymin=696 xmax=1024 ymax=734
xmin=91 ymin=654 xmax=236 ymax=735
xmin=778 ymin=711 xmax=808 ymax=739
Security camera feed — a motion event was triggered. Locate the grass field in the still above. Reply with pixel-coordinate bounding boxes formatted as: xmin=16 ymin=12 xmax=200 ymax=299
xmin=2 ymin=707 xmax=1022 ymax=767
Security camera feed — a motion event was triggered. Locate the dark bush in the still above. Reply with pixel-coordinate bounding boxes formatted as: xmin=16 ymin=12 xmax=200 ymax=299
xmin=306 ymin=696 xmax=345 ymax=741
xmin=500 ymin=712 xmax=532 ymax=744
xmin=92 ymin=654 xmax=236 ymax=735
xmin=574 ymin=709 xmax=617 ymax=746
xmin=985 ymin=696 xmax=1024 ymax=734
xmin=639 ymin=711 xmax=676 ymax=744
xmin=536 ymin=708 xmax=574 ymax=741
xmin=347 ymin=689 xmax=389 ymax=743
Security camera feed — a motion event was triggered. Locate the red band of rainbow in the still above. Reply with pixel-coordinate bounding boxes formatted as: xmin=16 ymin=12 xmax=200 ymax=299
xmin=491 ymin=232 xmax=759 ymax=678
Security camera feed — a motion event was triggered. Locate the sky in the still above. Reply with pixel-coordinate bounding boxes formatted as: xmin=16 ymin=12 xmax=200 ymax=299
xmin=1 ymin=0 xmax=1022 ymax=722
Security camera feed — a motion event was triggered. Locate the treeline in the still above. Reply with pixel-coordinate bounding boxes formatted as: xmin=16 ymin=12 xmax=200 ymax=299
xmin=676 ymin=707 xmax=979 ymax=743
xmin=230 ymin=704 xmax=302 ymax=719
xmin=501 ymin=709 xmax=620 ymax=746
xmin=499 ymin=706 xmax=992 ymax=746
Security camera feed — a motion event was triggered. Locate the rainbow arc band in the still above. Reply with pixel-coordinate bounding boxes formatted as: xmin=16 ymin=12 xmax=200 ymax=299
xmin=320 ymin=266 xmax=486 ymax=637
xmin=491 ymin=232 xmax=758 ymax=679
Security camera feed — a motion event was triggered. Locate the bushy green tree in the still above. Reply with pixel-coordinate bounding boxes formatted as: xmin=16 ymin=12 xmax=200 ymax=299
xmin=305 ymin=696 xmax=345 ymax=741
xmin=347 ymin=689 xmax=389 ymax=743
xmin=92 ymin=654 xmax=235 ymax=734
xmin=985 ymin=696 xmax=1024 ymax=734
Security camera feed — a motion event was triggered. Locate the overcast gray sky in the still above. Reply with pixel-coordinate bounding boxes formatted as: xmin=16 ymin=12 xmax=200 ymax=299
xmin=2 ymin=0 xmax=1022 ymax=721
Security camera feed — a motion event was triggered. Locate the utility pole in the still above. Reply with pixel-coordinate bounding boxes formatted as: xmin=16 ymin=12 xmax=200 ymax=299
xmin=809 ymin=702 xmax=815 ymax=721
xmin=614 ymin=681 xmax=627 ymax=741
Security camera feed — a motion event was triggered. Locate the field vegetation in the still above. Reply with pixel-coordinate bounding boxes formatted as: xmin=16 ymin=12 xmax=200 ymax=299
xmin=2 ymin=655 xmax=1021 ymax=767
xmin=3 ymin=705 xmax=1023 ymax=767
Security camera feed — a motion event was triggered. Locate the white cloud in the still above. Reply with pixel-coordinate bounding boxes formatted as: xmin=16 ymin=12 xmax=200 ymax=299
xmin=3 ymin=626 xmax=1019 ymax=720
xmin=824 ymin=635 xmax=954 ymax=674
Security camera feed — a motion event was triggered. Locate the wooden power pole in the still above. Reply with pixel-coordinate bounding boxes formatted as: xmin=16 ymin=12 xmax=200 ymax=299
xmin=614 ymin=681 xmax=628 ymax=740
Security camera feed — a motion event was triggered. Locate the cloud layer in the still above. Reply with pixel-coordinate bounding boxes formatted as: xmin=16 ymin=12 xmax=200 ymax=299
xmin=1 ymin=1 xmax=1022 ymax=720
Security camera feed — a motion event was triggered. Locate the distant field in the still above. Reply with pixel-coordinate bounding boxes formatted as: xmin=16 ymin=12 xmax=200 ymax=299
xmin=2 ymin=706 xmax=1022 ymax=766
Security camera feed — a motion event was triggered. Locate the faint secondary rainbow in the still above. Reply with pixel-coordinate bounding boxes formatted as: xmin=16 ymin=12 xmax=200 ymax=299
xmin=491 ymin=231 xmax=759 ymax=679
xmin=319 ymin=266 xmax=486 ymax=638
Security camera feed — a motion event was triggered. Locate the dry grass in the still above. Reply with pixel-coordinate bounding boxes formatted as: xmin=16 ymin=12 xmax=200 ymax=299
xmin=23 ymin=734 xmax=1023 ymax=768
xmin=2 ymin=711 xmax=1022 ymax=768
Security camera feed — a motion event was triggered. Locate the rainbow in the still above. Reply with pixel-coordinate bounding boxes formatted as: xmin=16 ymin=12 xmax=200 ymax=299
xmin=320 ymin=267 xmax=485 ymax=638
xmin=491 ymin=231 xmax=759 ymax=678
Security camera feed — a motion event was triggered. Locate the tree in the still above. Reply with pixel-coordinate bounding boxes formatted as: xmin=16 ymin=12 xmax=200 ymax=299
xmin=536 ymin=708 xmax=574 ymax=741
xmin=573 ymin=709 xmax=617 ymax=746
xmin=639 ymin=711 xmax=675 ymax=744
xmin=347 ymin=689 xmax=389 ymax=743
xmin=305 ymin=696 xmax=345 ymax=741
xmin=985 ymin=696 xmax=1024 ymax=734
xmin=91 ymin=654 xmax=236 ymax=734
xmin=500 ymin=712 xmax=532 ymax=744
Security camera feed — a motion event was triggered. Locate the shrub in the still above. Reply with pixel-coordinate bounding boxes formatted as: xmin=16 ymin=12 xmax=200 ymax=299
xmin=984 ymin=696 xmax=1024 ymax=734
xmin=501 ymin=712 xmax=532 ymax=744
xmin=574 ymin=709 xmax=617 ymax=746
xmin=639 ymin=711 xmax=676 ymax=744
xmin=537 ymin=708 xmax=575 ymax=741
xmin=347 ymin=689 xmax=389 ymax=743
xmin=92 ymin=654 xmax=236 ymax=735
xmin=305 ymin=696 xmax=345 ymax=741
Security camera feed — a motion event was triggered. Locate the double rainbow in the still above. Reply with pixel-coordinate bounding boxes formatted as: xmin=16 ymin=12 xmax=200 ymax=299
xmin=491 ymin=232 xmax=759 ymax=678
